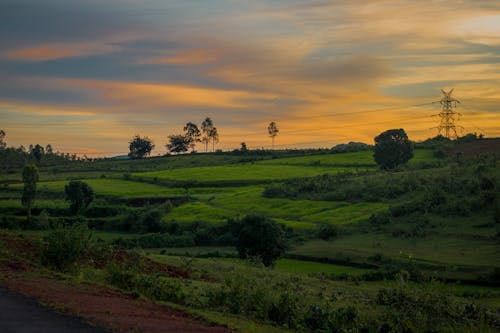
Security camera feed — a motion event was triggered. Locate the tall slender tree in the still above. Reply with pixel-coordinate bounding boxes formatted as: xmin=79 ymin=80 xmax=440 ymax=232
xmin=267 ymin=121 xmax=279 ymax=149
xmin=210 ymin=127 xmax=219 ymax=152
xmin=183 ymin=122 xmax=201 ymax=152
xmin=201 ymin=117 xmax=214 ymax=152
xmin=22 ymin=164 xmax=39 ymax=222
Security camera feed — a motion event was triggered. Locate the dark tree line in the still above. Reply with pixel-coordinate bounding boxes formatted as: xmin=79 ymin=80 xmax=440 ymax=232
xmin=167 ymin=117 xmax=219 ymax=154
xmin=0 ymin=130 xmax=85 ymax=174
xmin=129 ymin=117 xmax=220 ymax=158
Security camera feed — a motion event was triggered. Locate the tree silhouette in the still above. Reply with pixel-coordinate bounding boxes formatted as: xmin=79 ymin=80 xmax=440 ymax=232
xmin=373 ymin=128 xmax=413 ymax=169
xmin=22 ymin=164 xmax=39 ymax=222
xmin=201 ymin=117 xmax=214 ymax=152
xmin=128 ymin=135 xmax=155 ymax=159
xmin=267 ymin=121 xmax=279 ymax=149
xmin=31 ymin=144 xmax=44 ymax=163
xmin=166 ymin=134 xmax=190 ymax=154
xmin=0 ymin=129 xmax=6 ymax=150
xmin=210 ymin=127 xmax=219 ymax=152
xmin=183 ymin=122 xmax=201 ymax=152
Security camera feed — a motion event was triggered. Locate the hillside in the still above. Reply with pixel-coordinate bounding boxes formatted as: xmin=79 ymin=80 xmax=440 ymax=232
xmin=1 ymin=146 xmax=499 ymax=332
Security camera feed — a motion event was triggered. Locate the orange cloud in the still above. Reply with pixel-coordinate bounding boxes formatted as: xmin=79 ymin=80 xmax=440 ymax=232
xmin=54 ymin=78 xmax=277 ymax=109
xmin=3 ymin=41 xmax=122 ymax=62
xmin=5 ymin=47 xmax=78 ymax=62
xmin=141 ymin=49 xmax=219 ymax=65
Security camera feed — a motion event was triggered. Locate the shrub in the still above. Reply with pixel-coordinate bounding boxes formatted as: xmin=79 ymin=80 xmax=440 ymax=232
xmin=40 ymin=223 xmax=91 ymax=272
xmin=317 ymin=224 xmax=339 ymax=240
xmin=233 ymin=214 xmax=287 ymax=267
xmin=65 ymin=180 xmax=94 ymax=215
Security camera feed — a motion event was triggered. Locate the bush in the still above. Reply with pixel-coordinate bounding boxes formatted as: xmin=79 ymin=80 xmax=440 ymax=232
xmin=40 ymin=223 xmax=91 ymax=272
xmin=233 ymin=214 xmax=287 ymax=267
xmin=65 ymin=180 xmax=94 ymax=214
xmin=317 ymin=224 xmax=339 ymax=240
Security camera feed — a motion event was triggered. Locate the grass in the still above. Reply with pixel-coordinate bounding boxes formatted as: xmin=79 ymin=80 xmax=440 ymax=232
xmin=12 ymin=178 xmax=186 ymax=199
xmin=164 ymin=186 xmax=385 ymax=228
xmin=257 ymin=149 xmax=437 ymax=166
xmin=274 ymin=258 xmax=369 ymax=275
xmin=135 ymin=164 xmax=360 ymax=183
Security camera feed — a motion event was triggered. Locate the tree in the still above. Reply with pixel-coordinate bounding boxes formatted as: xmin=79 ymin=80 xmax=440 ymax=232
xmin=268 ymin=121 xmax=279 ymax=149
xmin=22 ymin=164 xmax=39 ymax=222
xmin=0 ymin=129 xmax=6 ymax=150
xmin=240 ymin=142 xmax=248 ymax=153
xmin=233 ymin=214 xmax=286 ymax=267
xmin=373 ymin=128 xmax=413 ymax=169
xmin=210 ymin=127 xmax=219 ymax=152
xmin=128 ymin=135 xmax=155 ymax=159
xmin=201 ymin=117 xmax=214 ymax=152
xmin=183 ymin=122 xmax=201 ymax=152
xmin=65 ymin=180 xmax=94 ymax=214
xmin=45 ymin=144 xmax=53 ymax=154
xmin=166 ymin=134 xmax=190 ymax=154
xmin=31 ymin=144 xmax=44 ymax=163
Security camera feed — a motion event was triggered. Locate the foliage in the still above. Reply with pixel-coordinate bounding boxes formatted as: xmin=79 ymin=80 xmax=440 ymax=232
xmin=40 ymin=222 xmax=91 ymax=272
xmin=201 ymin=117 xmax=214 ymax=152
xmin=22 ymin=164 xmax=39 ymax=222
xmin=375 ymin=285 xmax=494 ymax=332
xmin=30 ymin=144 xmax=45 ymax=164
xmin=0 ymin=129 xmax=5 ymax=150
xmin=128 ymin=135 xmax=155 ymax=159
xmin=166 ymin=134 xmax=190 ymax=154
xmin=233 ymin=214 xmax=286 ymax=266
xmin=239 ymin=142 xmax=248 ymax=154
xmin=373 ymin=128 xmax=414 ymax=169
xmin=267 ymin=121 xmax=279 ymax=148
xmin=317 ymin=224 xmax=339 ymax=240
xmin=65 ymin=180 xmax=94 ymax=214
xmin=183 ymin=122 xmax=201 ymax=152
xmin=113 ymin=233 xmax=196 ymax=249
xmin=200 ymin=117 xmax=219 ymax=152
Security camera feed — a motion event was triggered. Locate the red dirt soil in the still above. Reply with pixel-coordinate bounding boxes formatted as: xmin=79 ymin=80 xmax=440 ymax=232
xmin=449 ymin=138 xmax=500 ymax=157
xmin=2 ymin=277 xmax=230 ymax=333
xmin=0 ymin=233 xmax=231 ymax=333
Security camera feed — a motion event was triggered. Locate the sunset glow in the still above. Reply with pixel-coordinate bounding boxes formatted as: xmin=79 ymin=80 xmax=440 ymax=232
xmin=1 ymin=1 xmax=499 ymax=156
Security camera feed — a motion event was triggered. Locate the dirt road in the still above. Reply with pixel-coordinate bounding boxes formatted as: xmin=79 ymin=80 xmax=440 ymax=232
xmin=0 ymin=287 xmax=107 ymax=333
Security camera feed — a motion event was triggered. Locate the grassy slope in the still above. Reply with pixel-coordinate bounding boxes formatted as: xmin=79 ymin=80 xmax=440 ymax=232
xmin=135 ymin=164 xmax=362 ymax=182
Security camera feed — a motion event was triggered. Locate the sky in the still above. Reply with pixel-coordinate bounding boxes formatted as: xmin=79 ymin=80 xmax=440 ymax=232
xmin=1 ymin=0 xmax=499 ymax=156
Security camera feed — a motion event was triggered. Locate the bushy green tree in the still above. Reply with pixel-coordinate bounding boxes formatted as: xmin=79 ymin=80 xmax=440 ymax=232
xmin=22 ymin=164 xmax=39 ymax=222
xmin=30 ymin=144 xmax=44 ymax=164
xmin=128 ymin=135 xmax=155 ymax=159
xmin=166 ymin=134 xmax=190 ymax=154
xmin=374 ymin=128 xmax=413 ymax=169
xmin=65 ymin=180 xmax=94 ymax=214
xmin=41 ymin=222 xmax=91 ymax=272
xmin=234 ymin=214 xmax=286 ymax=266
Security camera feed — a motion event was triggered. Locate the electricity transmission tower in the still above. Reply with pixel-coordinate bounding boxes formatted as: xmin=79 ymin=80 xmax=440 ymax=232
xmin=434 ymin=88 xmax=462 ymax=139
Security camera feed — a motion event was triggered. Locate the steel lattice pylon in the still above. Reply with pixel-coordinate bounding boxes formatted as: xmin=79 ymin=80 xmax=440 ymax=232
xmin=436 ymin=89 xmax=461 ymax=139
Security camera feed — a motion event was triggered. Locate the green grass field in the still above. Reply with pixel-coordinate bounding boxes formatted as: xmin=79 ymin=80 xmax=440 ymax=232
xmin=257 ymin=149 xmax=437 ymax=166
xmin=12 ymin=178 xmax=187 ymax=199
xmin=135 ymin=164 xmax=360 ymax=183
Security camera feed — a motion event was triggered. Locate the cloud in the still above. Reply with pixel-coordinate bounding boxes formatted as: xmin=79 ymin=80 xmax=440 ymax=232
xmin=1 ymin=0 xmax=499 ymax=154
